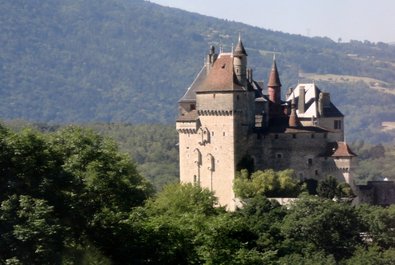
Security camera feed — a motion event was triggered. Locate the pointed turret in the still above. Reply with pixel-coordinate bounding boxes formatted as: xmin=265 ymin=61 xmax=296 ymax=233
xmin=267 ymin=54 xmax=282 ymax=104
xmin=234 ymin=34 xmax=248 ymax=56
xmin=233 ymin=34 xmax=247 ymax=86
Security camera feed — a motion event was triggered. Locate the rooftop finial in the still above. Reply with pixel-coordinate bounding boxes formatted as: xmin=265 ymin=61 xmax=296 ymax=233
xmin=234 ymin=33 xmax=247 ymax=56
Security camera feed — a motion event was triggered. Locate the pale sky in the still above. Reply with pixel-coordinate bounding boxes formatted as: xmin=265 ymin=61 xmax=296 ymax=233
xmin=149 ymin=0 xmax=395 ymax=43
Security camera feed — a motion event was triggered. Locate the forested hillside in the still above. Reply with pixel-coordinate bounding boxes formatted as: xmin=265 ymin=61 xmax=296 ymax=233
xmin=1 ymin=0 xmax=395 ymax=142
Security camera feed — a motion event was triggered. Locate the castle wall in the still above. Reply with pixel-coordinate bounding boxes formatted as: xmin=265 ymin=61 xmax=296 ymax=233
xmin=247 ymin=132 xmax=350 ymax=183
xmin=318 ymin=117 xmax=344 ymax=141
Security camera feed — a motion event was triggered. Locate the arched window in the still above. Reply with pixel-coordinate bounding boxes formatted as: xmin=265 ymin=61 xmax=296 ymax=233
xmin=194 ymin=148 xmax=202 ymax=166
xmin=207 ymin=153 xmax=215 ymax=172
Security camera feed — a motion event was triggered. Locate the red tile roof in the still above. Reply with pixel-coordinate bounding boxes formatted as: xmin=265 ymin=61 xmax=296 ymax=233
xmin=332 ymin=142 xmax=356 ymax=157
xmin=198 ymin=55 xmax=243 ymax=92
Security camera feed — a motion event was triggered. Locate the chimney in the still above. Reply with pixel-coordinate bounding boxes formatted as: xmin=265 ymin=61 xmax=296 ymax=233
xmin=318 ymin=92 xmax=330 ymax=117
xmin=206 ymin=46 xmax=217 ymax=74
xmin=298 ymin=86 xmax=305 ymax=114
xmin=247 ymin=68 xmax=253 ymax=83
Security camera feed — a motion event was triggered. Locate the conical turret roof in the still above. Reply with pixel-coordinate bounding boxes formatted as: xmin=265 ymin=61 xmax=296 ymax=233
xmin=267 ymin=56 xmax=281 ymax=87
xmin=234 ymin=34 xmax=247 ymax=56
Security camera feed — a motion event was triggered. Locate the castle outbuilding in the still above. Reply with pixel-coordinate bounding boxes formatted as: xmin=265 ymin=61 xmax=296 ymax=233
xmin=176 ymin=37 xmax=356 ymax=210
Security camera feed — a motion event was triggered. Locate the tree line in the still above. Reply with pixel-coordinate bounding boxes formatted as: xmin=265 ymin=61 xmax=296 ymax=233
xmin=0 ymin=123 xmax=394 ymax=264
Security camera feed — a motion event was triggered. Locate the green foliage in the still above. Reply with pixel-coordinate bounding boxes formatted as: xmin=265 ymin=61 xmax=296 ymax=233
xmin=3 ymin=121 xmax=180 ymax=191
xmin=281 ymin=195 xmax=363 ymax=260
xmin=137 ymin=183 xmax=221 ymax=264
xmin=316 ymin=176 xmax=342 ymax=199
xmin=234 ymin=169 xmax=300 ymax=199
xmin=0 ymin=195 xmax=64 ymax=265
xmin=345 ymin=245 xmax=395 ymax=265
xmin=145 ymin=183 xmax=220 ymax=216
xmin=84 ymin=123 xmax=179 ymax=190
xmin=351 ymin=141 xmax=395 ymax=183
xmin=1 ymin=122 xmax=395 ymax=263
xmin=278 ymin=251 xmax=336 ymax=265
xmin=197 ymin=214 xmax=274 ymax=265
xmin=0 ymin=124 xmax=152 ymax=264
xmin=357 ymin=204 xmax=395 ymax=249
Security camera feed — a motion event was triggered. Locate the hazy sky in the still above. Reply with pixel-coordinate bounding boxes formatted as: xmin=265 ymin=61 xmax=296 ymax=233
xmin=149 ymin=0 xmax=395 ymax=43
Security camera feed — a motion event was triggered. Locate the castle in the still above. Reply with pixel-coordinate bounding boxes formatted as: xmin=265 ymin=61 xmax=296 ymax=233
xmin=176 ymin=36 xmax=356 ymax=210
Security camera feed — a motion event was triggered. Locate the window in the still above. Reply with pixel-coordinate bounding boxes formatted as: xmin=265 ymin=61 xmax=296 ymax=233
xmin=323 ymin=133 xmax=327 ymax=139
xmin=223 ymin=132 xmax=226 ymax=136
xmin=276 ymin=153 xmax=283 ymax=159
xmin=212 ymin=131 xmax=214 ymax=136
xmin=334 ymin=120 xmax=342 ymax=130
xmin=308 ymin=158 xmax=313 ymax=166
xmin=292 ymin=134 xmax=296 ymax=139
xmin=190 ymin=104 xmax=196 ymax=111
xmin=274 ymin=134 xmax=279 ymax=139
xmin=311 ymin=134 xmax=315 ymax=138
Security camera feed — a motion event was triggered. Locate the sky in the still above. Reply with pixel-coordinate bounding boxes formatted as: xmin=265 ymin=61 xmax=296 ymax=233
xmin=149 ymin=0 xmax=395 ymax=43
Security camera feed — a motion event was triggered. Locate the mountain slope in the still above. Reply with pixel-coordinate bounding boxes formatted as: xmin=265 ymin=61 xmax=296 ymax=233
xmin=1 ymin=0 xmax=395 ymax=142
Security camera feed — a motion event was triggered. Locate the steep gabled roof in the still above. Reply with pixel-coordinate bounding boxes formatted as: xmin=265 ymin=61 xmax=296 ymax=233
xmin=197 ymin=54 xmax=243 ymax=92
xmin=179 ymin=65 xmax=207 ymax=103
xmin=286 ymin=83 xmax=344 ymax=118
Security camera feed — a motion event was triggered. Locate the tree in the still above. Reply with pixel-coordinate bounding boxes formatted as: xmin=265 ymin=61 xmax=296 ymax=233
xmin=316 ymin=176 xmax=342 ymax=199
xmin=0 ymin=125 xmax=153 ymax=264
xmin=357 ymin=204 xmax=395 ymax=249
xmin=0 ymin=195 xmax=64 ymax=265
xmin=234 ymin=169 xmax=300 ymax=199
xmin=235 ymin=194 xmax=286 ymax=257
xmin=345 ymin=245 xmax=395 ymax=265
xmin=137 ymin=184 xmax=221 ymax=264
xmin=281 ymin=195 xmax=363 ymax=261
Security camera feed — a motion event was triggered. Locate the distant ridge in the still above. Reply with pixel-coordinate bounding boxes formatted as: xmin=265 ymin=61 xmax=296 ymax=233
xmin=0 ymin=0 xmax=395 ymax=142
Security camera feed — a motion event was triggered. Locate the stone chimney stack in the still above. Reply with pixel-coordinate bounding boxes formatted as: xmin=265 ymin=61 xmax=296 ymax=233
xmin=247 ymin=68 xmax=253 ymax=83
xmin=318 ymin=92 xmax=330 ymax=117
xmin=206 ymin=45 xmax=217 ymax=74
xmin=298 ymin=86 xmax=305 ymax=114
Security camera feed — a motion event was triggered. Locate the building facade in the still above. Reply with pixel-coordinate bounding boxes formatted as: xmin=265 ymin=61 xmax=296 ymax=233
xmin=176 ymin=37 xmax=356 ymax=210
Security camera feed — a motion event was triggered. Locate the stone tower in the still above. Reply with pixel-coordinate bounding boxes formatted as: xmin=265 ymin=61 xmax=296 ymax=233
xmin=176 ymin=37 xmax=255 ymax=210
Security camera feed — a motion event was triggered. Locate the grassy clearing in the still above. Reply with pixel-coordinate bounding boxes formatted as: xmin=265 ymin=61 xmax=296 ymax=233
xmin=299 ymin=72 xmax=395 ymax=95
